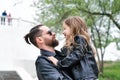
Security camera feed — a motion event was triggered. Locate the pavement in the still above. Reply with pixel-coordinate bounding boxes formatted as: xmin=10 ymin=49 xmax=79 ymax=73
xmin=0 ymin=71 xmax=22 ymax=80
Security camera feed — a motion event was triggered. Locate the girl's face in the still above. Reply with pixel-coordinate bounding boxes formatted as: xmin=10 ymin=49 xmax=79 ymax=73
xmin=62 ymin=23 xmax=71 ymax=40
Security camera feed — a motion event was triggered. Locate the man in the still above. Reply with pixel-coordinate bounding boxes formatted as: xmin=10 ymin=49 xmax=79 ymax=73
xmin=1 ymin=10 xmax=7 ymax=25
xmin=24 ymin=24 xmax=72 ymax=80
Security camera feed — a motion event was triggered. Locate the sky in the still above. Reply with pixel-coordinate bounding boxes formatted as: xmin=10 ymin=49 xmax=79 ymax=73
xmin=0 ymin=0 xmax=36 ymax=22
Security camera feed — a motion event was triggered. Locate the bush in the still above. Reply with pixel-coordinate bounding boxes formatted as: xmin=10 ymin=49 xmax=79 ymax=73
xmin=99 ymin=61 xmax=120 ymax=80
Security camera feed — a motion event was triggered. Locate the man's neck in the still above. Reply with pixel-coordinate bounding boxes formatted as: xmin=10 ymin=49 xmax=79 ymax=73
xmin=41 ymin=46 xmax=55 ymax=54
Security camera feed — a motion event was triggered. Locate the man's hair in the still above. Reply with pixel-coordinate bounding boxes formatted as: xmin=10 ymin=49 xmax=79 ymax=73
xmin=24 ymin=24 xmax=43 ymax=47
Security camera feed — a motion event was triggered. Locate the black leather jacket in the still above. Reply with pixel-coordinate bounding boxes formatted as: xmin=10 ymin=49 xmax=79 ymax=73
xmin=57 ymin=36 xmax=99 ymax=80
xmin=35 ymin=49 xmax=73 ymax=80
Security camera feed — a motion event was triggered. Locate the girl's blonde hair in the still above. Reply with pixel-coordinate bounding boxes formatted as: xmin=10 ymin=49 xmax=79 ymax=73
xmin=63 ymin=16 xmax=90 ymax=49
xmin=63 ymin=16 xmax=97 ymax=55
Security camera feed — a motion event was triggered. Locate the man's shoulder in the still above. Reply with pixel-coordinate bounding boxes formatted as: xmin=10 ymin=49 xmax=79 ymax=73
xmin=35 ymin=55 xmax=53 ymax=65
xmin=36 ymin=56 xmax=49 ymax=63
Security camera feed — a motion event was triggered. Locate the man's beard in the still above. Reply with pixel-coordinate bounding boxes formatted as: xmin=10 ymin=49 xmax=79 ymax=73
xmin=45 ymin=38 xmax=59 ymax=48
xmin=52 ymin=39 xmax=59 ymax=47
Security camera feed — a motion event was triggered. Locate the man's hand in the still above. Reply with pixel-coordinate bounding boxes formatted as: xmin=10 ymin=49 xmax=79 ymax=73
xmin=48 ymin=56 xmax=58 ymax=66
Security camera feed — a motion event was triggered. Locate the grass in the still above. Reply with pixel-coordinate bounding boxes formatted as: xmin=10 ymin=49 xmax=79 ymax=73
xmin=99 ymin=61 xmax=120 ymax=80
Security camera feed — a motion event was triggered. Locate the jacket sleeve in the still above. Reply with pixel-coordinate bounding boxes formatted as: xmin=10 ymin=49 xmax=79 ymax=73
xmin=35 ymin=56 xmax=72 ymax=80
xmin=57 ymin=36 xmax=87 ymax=68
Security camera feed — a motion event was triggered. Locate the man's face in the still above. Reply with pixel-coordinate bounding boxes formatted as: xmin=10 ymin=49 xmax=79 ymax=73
xmin=40 ymin=26 xmax=59 ymax=47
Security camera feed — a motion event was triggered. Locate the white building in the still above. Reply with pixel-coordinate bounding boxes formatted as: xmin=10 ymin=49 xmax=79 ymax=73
xmin=0 ymin=17 xmax=39 ymax=80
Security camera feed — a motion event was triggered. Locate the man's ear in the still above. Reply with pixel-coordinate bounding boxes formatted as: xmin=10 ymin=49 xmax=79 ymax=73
xmin=36 ymin=37 xmax=43 ymax=44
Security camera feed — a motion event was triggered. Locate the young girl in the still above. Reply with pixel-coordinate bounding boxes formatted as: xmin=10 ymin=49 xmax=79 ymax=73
xmin=48 ymin=16 xmax=99 ymax=80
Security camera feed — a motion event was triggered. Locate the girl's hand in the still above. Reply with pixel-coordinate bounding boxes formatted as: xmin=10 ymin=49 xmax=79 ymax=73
xmin=48 ymin=56 xmax=58 ymax=66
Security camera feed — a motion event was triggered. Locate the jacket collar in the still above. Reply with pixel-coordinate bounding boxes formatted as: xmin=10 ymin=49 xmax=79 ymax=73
xmin=40 ymin=49 xmax=59 ymax=57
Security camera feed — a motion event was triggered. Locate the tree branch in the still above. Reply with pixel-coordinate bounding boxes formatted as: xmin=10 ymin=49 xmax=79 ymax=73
xmin=77 ymin=7 xmax=120 ymax=30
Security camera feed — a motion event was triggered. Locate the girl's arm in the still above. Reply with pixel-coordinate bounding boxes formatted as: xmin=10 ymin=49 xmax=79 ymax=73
xmin=57 ymin=45 xmax=85 ymax=68
xmin=49 ymin=36 xmax=87 ymax=68
xmin=48 ymin=45 xmax=85 ymax=68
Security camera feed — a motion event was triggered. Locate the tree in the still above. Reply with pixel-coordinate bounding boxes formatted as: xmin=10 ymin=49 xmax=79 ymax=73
xmin=32 ymin=0 xmax=120 ymax=74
